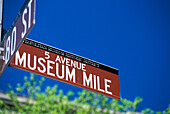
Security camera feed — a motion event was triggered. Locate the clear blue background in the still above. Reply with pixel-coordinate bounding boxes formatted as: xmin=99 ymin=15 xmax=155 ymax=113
xmin=0 ymin=0 xmax=170 ymax=111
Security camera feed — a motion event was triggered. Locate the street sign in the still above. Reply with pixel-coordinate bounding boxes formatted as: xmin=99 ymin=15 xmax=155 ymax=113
xmin=10 ymin=38 xmax=120 ymax=100
xmin=0 ymin=0 xmax=35 ymax=76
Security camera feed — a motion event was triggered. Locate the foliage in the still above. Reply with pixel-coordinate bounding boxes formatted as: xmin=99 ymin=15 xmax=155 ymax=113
xmin=0 ymin=73 xmax=169 ymax=113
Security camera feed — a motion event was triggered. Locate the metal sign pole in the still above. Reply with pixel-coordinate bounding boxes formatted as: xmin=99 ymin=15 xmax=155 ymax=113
xmin=0 ymin=0 xmax=3 ymax=43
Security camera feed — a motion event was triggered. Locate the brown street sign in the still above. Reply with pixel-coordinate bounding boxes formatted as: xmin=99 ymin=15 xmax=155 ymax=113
xmin=0 ymin=0 xmax=35 ymax=76
xmin=10 ymin=38 xmax=120 ymax=100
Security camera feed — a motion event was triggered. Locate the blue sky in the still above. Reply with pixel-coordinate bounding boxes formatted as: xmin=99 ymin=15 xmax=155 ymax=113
xmin=0 ymin=0 xmax=170 ymax=111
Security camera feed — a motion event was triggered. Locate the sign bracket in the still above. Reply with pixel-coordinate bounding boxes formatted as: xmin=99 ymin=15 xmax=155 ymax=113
xmin=0 ymin=47 xmax=4 ymax=60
